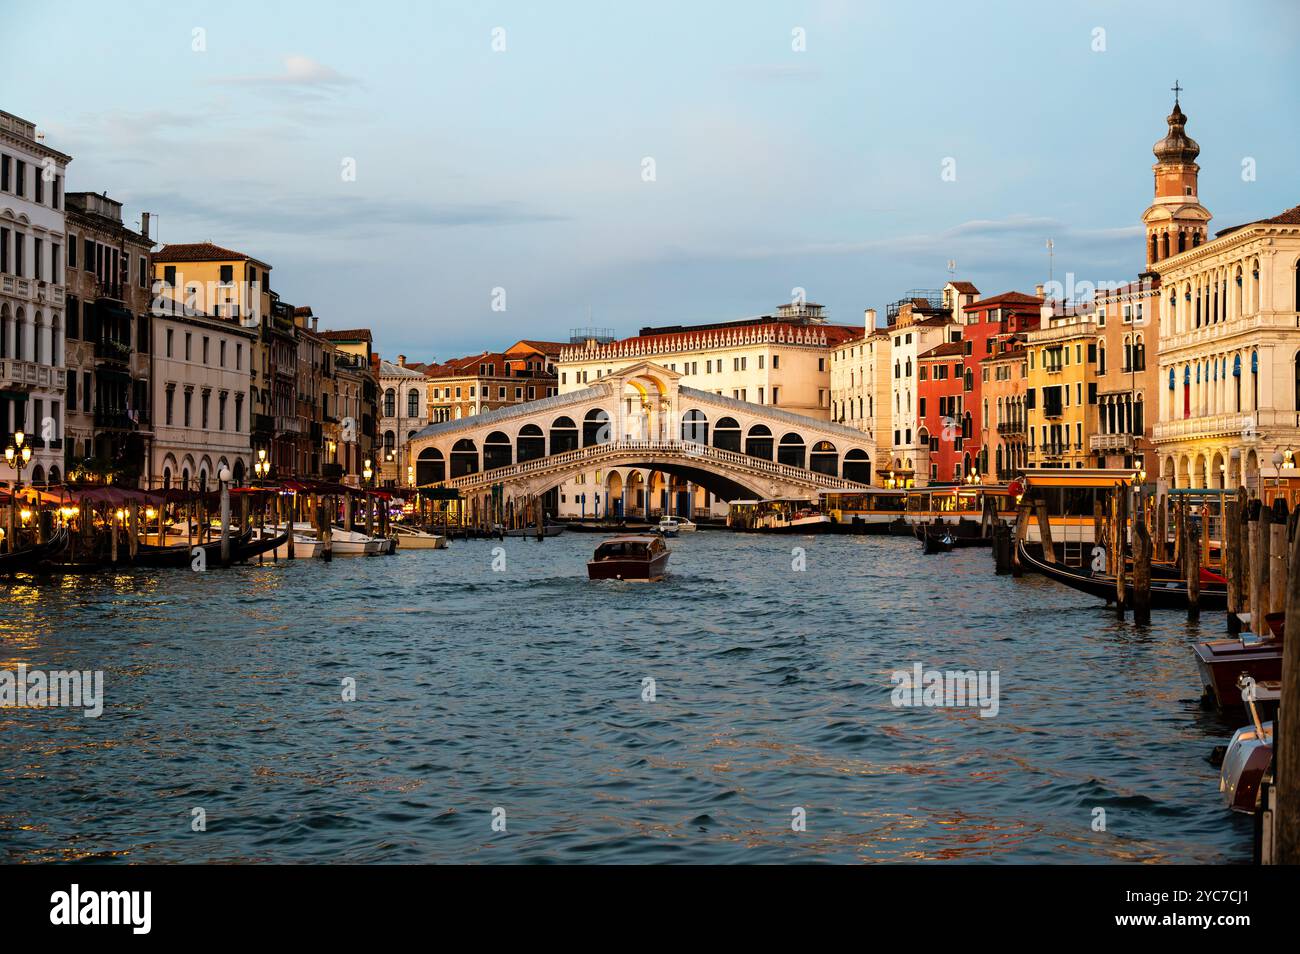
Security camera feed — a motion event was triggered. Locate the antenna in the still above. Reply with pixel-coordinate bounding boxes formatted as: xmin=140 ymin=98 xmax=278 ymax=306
xmin=1045 ymin=238 xmax=1055 ymax=291
xmin=946 ymin=259 xmax=956 ymax=279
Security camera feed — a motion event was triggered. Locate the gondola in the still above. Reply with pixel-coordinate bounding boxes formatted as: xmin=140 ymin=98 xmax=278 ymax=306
xmin=233 ymin=530 xmax=290 ymax=562
xmin=921 ymin=528 xmax=955 ymax=554
xmin=134 ymin=529 xmax=253 ymax=568
xmin=0 ymin=528 xmax=71 ymax=573
xmin=1017 ymin=540 xmax=1228 ymax=609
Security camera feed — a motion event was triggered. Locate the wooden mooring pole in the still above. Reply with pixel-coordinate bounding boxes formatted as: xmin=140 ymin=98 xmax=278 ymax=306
xmin=1225 ymin=494 xmax=1243 ymax=635
xmin=1186 ymin=516 xmax=1200 ymax=620
xmin=1132 ymin=512 xmax=1152 ymax=625
xmin=1276 ymin=500 xmax=1300 ymax=863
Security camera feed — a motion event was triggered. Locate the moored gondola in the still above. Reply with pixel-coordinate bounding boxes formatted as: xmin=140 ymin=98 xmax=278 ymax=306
xmin=0 ymin=528 xmax=71 ymax=573
xmin=1016 ymin=539 xmax=1228 ymax=609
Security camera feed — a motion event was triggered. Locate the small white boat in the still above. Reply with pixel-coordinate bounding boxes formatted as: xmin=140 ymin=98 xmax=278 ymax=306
xmin=655 ymin=517 xmax=680 ymax=537
xmin=672 ymin=517 xmax=697 ymax=532
xmin=278 ymin=522 xmax=385 ymax=555
xmin=392 ymin=526 xmax=447 ymax=549
xmin=252 ymin=526 xmax=322 ymax=559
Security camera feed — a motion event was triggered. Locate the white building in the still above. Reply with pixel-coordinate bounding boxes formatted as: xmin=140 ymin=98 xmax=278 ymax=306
xmin=149 ymin=300 xmax=256 ymax=489
xmin=1153 ymin=202 xmax=1300 ymax=490
xmin=830 ymin=308 xmax=889 ymax=484
xmin=0 ymin=110 xmax=70 ymax=486
xmin=378 ymin=355 xmax=431 ymax=488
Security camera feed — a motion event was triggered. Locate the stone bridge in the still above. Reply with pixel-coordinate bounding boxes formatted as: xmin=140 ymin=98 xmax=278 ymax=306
xmin=406 ymin=361 xmax=875 ymax=505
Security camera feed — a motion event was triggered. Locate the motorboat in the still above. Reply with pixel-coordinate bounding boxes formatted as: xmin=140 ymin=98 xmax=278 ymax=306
xmin=252 ymin=526 xmax=323 ymax=559
xmin=587 ymin=535 xmax=670 ymax=582
xmin=391 ymin=525 xmax=447 ymax=549
xmin=655 ymin=517 xmax=680 ymax=537
xmin=502 ymin=523 xmax=564 ymax=538
xmin=1220 ymin=677 xmax=1275 ymax=813
xmin=667 ymin=516 xmax=697 ymax=532
xmin=1193 ymin=633 xmax=1283 ymax=711
xmin=276 ymin=522 xmax=385 ymax=555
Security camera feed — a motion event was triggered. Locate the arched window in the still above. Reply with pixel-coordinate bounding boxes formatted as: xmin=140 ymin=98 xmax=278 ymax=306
xmin=745 ymin=424 xmax=773 ymax=460
xmin=809 ymin=441 xmax=838 ymax=476
xmin=384 ymin=429 xmax=396 ymax=452
xmin=583 ymin=408 xmax=610 ymax=446
xmin=681 ymin=409 xmax=708 ymax=443
xmin=483 ymin=431 xmax=512 ymax=470
xmin=713 ymin=417 xmax=741 ymax=452
xmin=549 ymin=416 xmax=578 ymax=453
xmin=1133 ymin=334 xmax=1146 ymax=371
xmin=843 ymin=449 xmax=870 ymax=483
xmin=517 ymin=424 xmax=545 ymax=462
xmin=450 ymin=439 xmax=478 ymax=478
xmin=1097 ymin=339 xmax=1106 ymax=375
xmin=416 ymin=447 xmax=445 ymax=484
xmin=408 ymin=388 xmax=420 ymax=418
xmin=777 ymin=432 xmax=805 ymax=468
xmin=383 ymin=388 xmax=396 ymax=417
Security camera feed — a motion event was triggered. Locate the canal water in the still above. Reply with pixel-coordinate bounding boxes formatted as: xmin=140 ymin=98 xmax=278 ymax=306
xmin=0 ymin=531 xmax=1252 ymax=863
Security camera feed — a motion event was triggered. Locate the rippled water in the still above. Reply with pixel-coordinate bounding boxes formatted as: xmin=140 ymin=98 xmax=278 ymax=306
xmin=0 ymin=531 xmax=1252 ymax=863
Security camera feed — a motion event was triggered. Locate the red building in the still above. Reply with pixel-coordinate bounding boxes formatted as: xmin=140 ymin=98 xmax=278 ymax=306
xmin=958 ymin=291 xmax=1043 ymax=478
xmin=917 ymin=341 xmax=967 ymax=483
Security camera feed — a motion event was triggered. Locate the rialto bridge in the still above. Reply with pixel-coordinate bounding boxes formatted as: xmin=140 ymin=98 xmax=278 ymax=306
xmin=405 ymin=362 xmax=875 ymax=517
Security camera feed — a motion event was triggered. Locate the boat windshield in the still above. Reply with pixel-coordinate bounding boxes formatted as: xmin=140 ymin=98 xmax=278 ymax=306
xmin=596 ymin=541 xmax=649 ymax=558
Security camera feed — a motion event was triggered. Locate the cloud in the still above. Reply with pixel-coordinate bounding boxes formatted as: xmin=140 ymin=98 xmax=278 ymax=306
xmin=210 ymin=54 xmax=357 ymax=89
xmin=132 ymin=190 xmax=567 ymax=239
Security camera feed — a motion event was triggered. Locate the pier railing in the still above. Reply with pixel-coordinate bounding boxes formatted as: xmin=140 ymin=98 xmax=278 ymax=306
xmin=436 ymin=438 xmax=873 ymax=492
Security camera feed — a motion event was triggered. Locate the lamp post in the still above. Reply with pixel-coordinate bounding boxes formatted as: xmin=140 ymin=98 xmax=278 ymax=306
xmin=254 ymin=447 xmax=270 ymax=483
xmin=4 ymin=431 xmax=33 ymax=552
xmin=219 ymin=465 xmax=232 ymax=567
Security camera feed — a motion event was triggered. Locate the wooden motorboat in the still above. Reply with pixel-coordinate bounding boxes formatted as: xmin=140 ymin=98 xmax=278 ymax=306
xmin=391 ymin=525 xmax=447 ymax=549
xmin=1017 ymin=541 xmax=1228 ymax=609
xmin=587 ymin=534 xmax=670 ymax=582
xmin=921 ymin=528 xmax=955 ymax=554
xmin=1193 ymin=635 xmax=1282 ymax=711
xmin=1220 ymin=678 xmax=1275 ymax=813
xmin=503 ymin=523 xmax=564 ymax=538
xmin=0 ymin=528 xmax=70 ymax=573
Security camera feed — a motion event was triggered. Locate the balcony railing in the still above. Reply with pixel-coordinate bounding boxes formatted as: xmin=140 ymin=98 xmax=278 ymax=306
xmin=1152 ymin=409 xmax=1300 ymax=443
xmin=996 ymin=421 xmax=1025 ymax=435
xmin=0 ymin=359 xmax=67 ymax=391
xmin=1090 ymin=433 xmax=1135 ymax=451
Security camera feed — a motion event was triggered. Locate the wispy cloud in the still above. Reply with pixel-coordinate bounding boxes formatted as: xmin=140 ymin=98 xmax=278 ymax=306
xmin=209 ymin=54 xmax=357 ymax=89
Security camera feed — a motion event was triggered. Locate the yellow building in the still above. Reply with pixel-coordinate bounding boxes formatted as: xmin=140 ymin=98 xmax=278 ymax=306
xmin=1025 ymin=303 xmax=1100 ymax=469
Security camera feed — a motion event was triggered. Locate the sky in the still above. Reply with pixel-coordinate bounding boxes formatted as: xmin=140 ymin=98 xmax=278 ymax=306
xmin=5 ymin=0 xmax=1298 ymax=360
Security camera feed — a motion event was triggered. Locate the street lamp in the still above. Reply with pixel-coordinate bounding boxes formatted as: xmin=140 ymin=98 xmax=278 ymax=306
xmin=254 ymin=446 xmax=270 ymax=482
xmin=4 ymin=431 xmax=33 ymax=489
xmin=363 ymin=458 xmax=373 ymax=485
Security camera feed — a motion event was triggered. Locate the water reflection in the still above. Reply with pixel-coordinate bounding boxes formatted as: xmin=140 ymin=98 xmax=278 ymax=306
xmin=0 ymin=533 xmax=1252 ymax=863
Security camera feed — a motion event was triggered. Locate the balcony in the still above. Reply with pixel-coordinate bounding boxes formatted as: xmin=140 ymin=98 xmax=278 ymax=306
xmin=997 ymin=421 xmax=1025 ymax=436
xmin=94 ymin=408 xmax=136 ymax=431
xmin=1152 ymin=408 xmax=1300 ymax=443
xmin=253 ymin=413 xmax=275 ymax=435
xmin=94 ymin=338 xmax=133 ymax=365
xmin=0 ymin=358 xmax=67 ymax=391
xmin=1090 ymin=433 xmax=1135 ymax=451
xmin=0 ymin=276 xmax=64 ymax=306
xmin=275 ymin=415 xmax=303 ymax=434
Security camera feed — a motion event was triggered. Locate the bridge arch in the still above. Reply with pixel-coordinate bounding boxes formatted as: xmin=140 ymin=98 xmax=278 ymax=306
xmin=714 ymin=417 xmax=741 ymax=451
xmin=844 ymin=448 xmax=870 ymax=483
xmin=451 ymin=438 xmax=479 ymax=478
xmin=745 ymin=423 xmax=773 ymax=459
xmin=810 ymin=440 xmax=838 ymax=476
xmin=484 ymin=431 xmax=512 ymax=470
xmin=682 ymin=408 xmax=708 ymax=443
xmin=583 ymin=408 xmax=611 ymax=446
xmin=416 ymin=446 xmax=445 ymax=484
xmin=518 ymin=424 xmax=545 ymax=462
xmin=550 ymin=415 xmax=579 ymax=453
xmin=777 ymin=432 xmax=805 ymax=468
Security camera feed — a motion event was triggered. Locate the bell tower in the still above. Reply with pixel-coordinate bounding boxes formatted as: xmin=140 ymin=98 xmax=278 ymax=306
xmin=1142 ymin=82 xmax=1212 ymax=269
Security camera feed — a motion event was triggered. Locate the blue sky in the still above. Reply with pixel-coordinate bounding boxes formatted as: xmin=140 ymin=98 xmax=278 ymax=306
xmin=5 ymin=0 xmax=1298 ymax=359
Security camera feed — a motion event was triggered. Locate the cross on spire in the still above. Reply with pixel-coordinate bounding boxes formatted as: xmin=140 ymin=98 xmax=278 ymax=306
xmin=1171 ymin=79 xmax=1183 ymax=103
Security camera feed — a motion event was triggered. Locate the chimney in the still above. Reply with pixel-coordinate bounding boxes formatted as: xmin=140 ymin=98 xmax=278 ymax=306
xmin=864 ymin=307 xmax=877 ymax=330
xmin=1035 ymin=284 xmax=1044 ymax=298
xmin=312 ymin=316 xmax=319 ymax=332
xmin=141 ymin=212 xmax=151 ymax=241
xmin=397 ymin=354 xmax=406 ymax=367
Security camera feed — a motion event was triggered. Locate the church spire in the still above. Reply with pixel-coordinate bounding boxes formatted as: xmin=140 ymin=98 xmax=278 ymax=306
xmin=1142 ymin=85 xmax=1210 ymax=269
